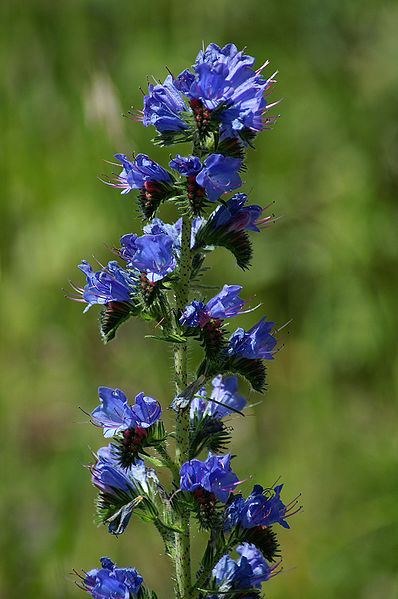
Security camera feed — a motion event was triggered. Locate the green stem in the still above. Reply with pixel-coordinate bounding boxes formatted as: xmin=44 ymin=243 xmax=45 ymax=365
xmin=173 ymin=213 xmax=193 ymax=599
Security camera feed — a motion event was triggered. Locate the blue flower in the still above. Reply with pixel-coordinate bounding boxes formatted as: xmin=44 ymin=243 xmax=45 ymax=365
xmin=175 ymin=43 xmax=276 ymax=140
xmin=91 ymin=446 xmax=159 ymax=534
xmin=143 ymin=216 xmax=205 ymax=252
xmin=173 ymin=68 xmax=196 ymax=93
xmin=91 ymin=446 xmax=135 ymax=497
xmin=82 ymin=557 xmax=143 ymax=598
xmin=91 ymin=387 xmax=161 ymax=438
xmin=206 ymin=284 xmax=246 ymax=320
xmin=179 ymin=300 xmax=206 ymax=328
xmin=207 ymin=193 xmax=267 ymax=233
xmin=169 ymin=153 xmax=241 ymax=203
xmin=143 ymin=75 xmax=188 ymax=133
xmin=143 ymin=218 xmax=182 ymax=249
xmin=112 ymin=153 xmax=172 ymax=194
xmin=120 ymin=233 xmax=176 ymax=283
xmin=227 ymin=317 xmax=277 ymax=360
xmin=236 ymin=543 xmax=275 ymax=586
xmin=76 ymin=261 xmax=136 ymax=312
xmin=169 ymin=154 xmax=202 ymax=176
xmin=212 ymin=554 xmax=253 ymax=592
xmin=180 ymin=452 xmax=239 ymax=502
xmin=180 ymin=285 xmax=246 ymax=328
xmin=196 ymin=154 xmax=241 ymax=202
xmin=190 ymin=375 xmax=247 ymax=421
xmin=92 ymin=446 xmax=158 ymax=496
xmin=212 ymin=543 xmax=279 ymax=594
xmin=224 ymin=483 xmax=300 ymax=531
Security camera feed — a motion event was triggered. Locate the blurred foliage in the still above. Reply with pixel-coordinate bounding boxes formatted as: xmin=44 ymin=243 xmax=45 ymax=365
xmin=1 ymin=0 xmax=398 ymax=597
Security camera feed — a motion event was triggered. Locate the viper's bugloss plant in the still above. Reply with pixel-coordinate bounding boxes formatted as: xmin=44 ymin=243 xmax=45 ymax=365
xmin=69 ymin=42 xmax=301 ymax=599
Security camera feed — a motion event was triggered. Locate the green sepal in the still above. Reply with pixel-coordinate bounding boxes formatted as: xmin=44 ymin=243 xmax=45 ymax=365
xmin=189 ymin=413 xmax=232 ymax=459
xmin=215 ymin=136 xmax=246 ymax=163
xmin=197 ymin=356 xmax=266 ymax=392
xmin=99 ymin=301 xmax=136 ymax=343
xmin=193 ymin=224 xmax=253 ymax=270
xmin=235 ymin=525 xmax=280 ymax=562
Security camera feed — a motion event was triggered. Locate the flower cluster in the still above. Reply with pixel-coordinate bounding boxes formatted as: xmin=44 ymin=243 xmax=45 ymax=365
xmin=70 ymin=43 xmax=297 ymax=599
xmin=141 ymin=43 xmax=277 ymax=145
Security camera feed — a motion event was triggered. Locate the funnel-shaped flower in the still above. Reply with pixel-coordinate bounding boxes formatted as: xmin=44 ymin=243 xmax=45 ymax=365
xmin=82 ymin=557 xmax=143 ymax=599
xmin=212 ymin=543 xmax=279 ymax=594
xmin=227 ymin=317 xmax=277 ymax=360
xmin=170 ymin=153 xmax=242 ymax=204
xmin=113 ymin=153 xmax=172 ymax=194
xmin=180 ymin=452 xmax=239 ymax=502
xmin=224 ymin=483 xmax=299 ymax=532
xmin=190 ymin=375 xmax=246 ymax=421
xmin=143 ymin=75 xmax=188 ymax=133
xmin=120 ymin=233 xmax=176 ymax=283
xmin=91 ymin=387 xmax=161 ymax=438
xmin=75 ymin=261 xmax=136 ymax=313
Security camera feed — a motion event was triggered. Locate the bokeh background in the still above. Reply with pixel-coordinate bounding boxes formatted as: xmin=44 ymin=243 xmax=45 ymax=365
xmin=1 ymin=0 xmax=398 ymax=597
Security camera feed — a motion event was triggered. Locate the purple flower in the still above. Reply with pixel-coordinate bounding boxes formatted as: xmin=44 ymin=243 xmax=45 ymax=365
xmin=91 ymin=387 xmax=161 ymax=438
xmin=180 ymin=285 xmax=247 ymax=328
xmin=143 ymin=75 xmax=188 ymax=133
xmin=227 ymin=317 xmax=277 ymax=360
xmin=180 ymin=452 xmax=239 ymax=502
xmin=75 ymin=261 xmax=136 ymax=312
xmin=112 ymin=153 xmax=172 ymax=194
xmin=212 ymin=543 xmax=279 ymax=593
xmin=82 ymin=557 xmax=143 ymax=598
xmin=120 ymin=233 xmax=176 ymax=283
xmin=190 ymin=375 xmax=247 ymax=421
xmin=224 ymin=483 xmax=300 ymax=531
xmin=196 ymin=154 xmax=241 ymax=202
xmin=207 ymin=193 xmax=268 ymax=233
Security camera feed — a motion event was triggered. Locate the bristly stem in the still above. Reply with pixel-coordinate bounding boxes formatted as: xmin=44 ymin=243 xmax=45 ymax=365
xmin=173 ymin=213 xmax=193 ymax=599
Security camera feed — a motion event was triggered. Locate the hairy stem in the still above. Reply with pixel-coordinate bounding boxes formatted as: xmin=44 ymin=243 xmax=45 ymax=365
xmin=173 ymin=213 xmax=193 ymax=599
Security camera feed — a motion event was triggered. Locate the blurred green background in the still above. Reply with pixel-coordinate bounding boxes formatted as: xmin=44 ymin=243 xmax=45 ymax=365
xmin=1 ymin=0 xmax=398 ymax=597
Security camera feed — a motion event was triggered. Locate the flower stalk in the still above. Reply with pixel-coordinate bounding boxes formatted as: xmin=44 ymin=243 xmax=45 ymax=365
xmin=173 ymin=213 xmax=193 ymax=598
